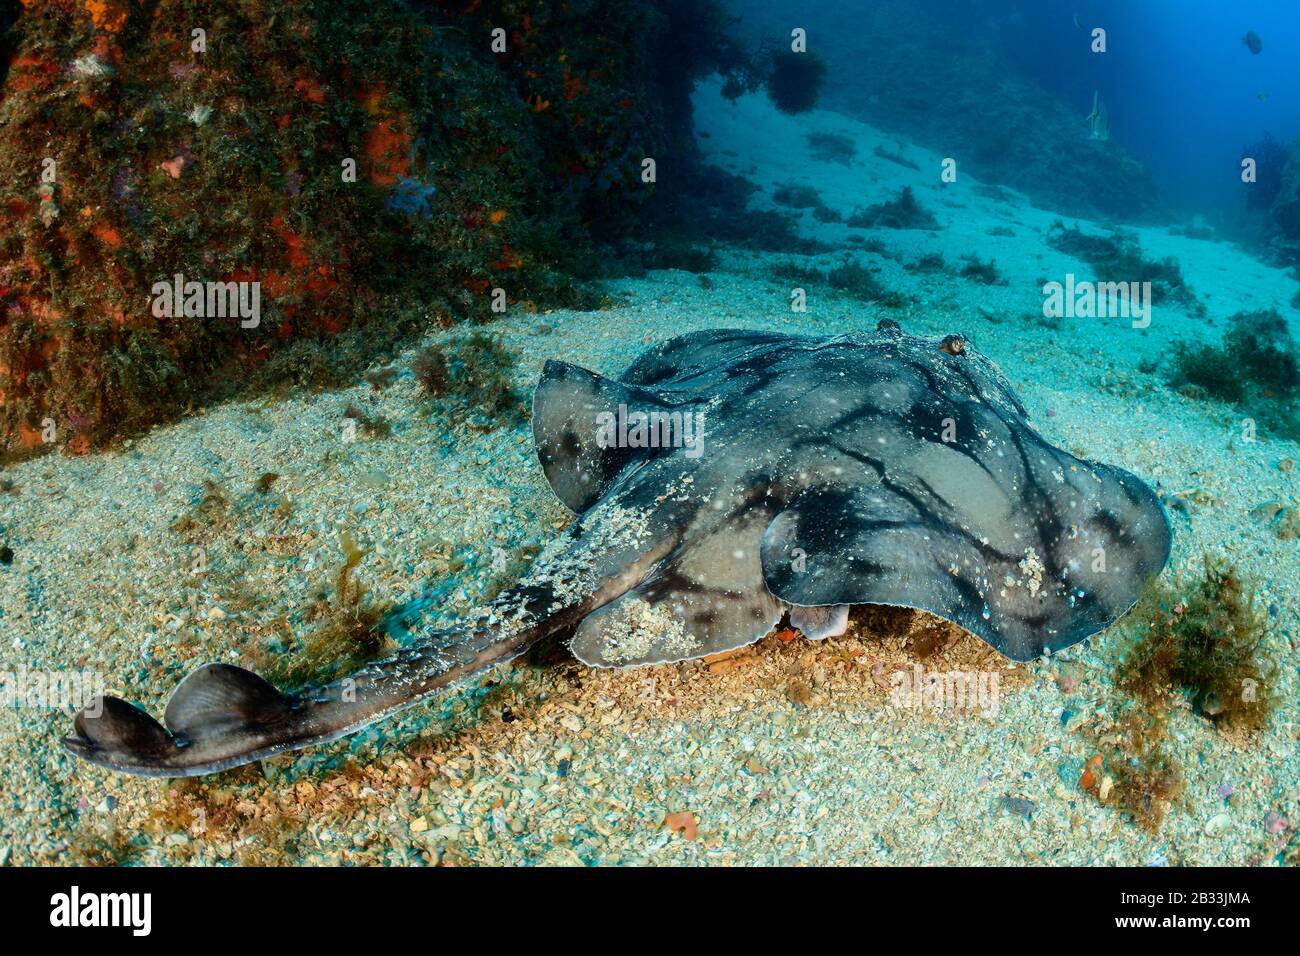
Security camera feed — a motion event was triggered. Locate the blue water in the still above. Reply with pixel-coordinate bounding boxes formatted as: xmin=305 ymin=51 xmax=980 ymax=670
xmin=742 ymin=0 xmax=1300 ymax=216
xmin=1010 ymin=0 xmax=1300 ymax=212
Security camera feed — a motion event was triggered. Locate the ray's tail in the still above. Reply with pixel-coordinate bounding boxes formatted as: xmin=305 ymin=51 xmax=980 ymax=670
xmin=62 ymin=583 xmax=591 ymax=778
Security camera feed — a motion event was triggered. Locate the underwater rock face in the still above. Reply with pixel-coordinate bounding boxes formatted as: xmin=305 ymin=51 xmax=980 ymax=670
xmin=1270 ymin=135 xmax=1300 ymax=244
xmin=0 ymin=0 xmax=729 ymax=458
xmin=64 ymin=324 xmax=1172 ymax=777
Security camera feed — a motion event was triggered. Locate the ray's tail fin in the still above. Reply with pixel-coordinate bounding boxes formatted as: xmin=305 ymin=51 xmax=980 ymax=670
xmin=63 ymin=583 xmax=589 ymax=777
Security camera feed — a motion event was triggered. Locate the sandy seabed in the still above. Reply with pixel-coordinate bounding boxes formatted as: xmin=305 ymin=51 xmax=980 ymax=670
xmin=0 ymin=82 xmax=1295 ymax=866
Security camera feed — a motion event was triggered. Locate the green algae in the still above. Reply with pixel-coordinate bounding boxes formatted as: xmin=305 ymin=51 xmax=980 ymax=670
xmin=847 ymin=186 xmax=939 ymax=230
xmin=1117 ymin=557 xmax=1278 ymax=736
xmin=413 ymin=332 xmax=525 ymax=427
xmin=1170 ymin=308 xmax=1300 ymax=440
xmin=1045 ymin=220 xmax=1204 ymax=316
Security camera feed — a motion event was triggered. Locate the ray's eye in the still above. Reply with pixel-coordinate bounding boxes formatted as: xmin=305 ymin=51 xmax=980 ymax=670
xmin=876 ymin=318 xmax=901 ymax=334
xmin=939 ymin=334 xmax=966 ymax=356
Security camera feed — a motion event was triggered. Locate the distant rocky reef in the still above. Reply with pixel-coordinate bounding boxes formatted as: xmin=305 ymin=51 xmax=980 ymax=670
xmin=742 ymin=0 xmax=1161 ymax=222
xmin=1266 ymin=135 xmax=1300 ymax=265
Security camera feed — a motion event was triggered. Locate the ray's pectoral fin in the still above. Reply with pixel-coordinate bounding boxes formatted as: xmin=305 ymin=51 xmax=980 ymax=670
xmin=532 ymin=359 xmax=687 ymax=513
xmin=570 ymin=505 xmax=785 ymax=667
xmin=760 ymin=455 xmax=1171 ymax=662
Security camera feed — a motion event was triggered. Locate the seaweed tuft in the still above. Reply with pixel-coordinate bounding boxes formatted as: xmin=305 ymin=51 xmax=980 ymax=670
xmin=1108 ymin=711 xmax=1186 ymax=834
xmin=959 ymin=254 xmax=1005 ymax=285
xmin=1169 ymin=309 xmax=1300 ymax=438
xmin=1045 ymin=220 xmax=1204 ymax=316
xmin=764 ymin=49 xmax=827 ymax=114
xmin=905 ymin=252 xmax=947 ymax=273
xmin=847 ymin=187 xmax=939 ymax=230
xmin=1079 ymin=707 xmax=1185 ymax=834
xmin=826 ymin=259 xmax=906 ymax=307
xmin=269 ymin=529 xmax=390 ymax=687
xmin=342 ymin=404 xmax=392 ymax=439
xmin=1117 ymin=557 xmax=1277 ymax=735
xmin=413 ymin=333 xmax=525 ymax=427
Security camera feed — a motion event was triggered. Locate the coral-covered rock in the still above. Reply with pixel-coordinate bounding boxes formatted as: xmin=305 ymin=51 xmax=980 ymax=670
xmin=0 ymin=0 xmax=729 ymax=456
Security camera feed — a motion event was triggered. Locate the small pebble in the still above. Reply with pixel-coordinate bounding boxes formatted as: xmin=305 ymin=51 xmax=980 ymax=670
xmin=1057 ymin=759 xmax=1083 ymax=786
xmin=999 ymin=795 xmax=1036 ymax=820
xmin=663 ymin=811 xmax=698 ymax=840
xmin=1264 ymin=812 xmax=1288 ymax=834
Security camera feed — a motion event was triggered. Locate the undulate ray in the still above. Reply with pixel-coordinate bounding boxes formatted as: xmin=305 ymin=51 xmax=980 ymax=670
xmin=63 ymin=322 xmax=1171 ymax=777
